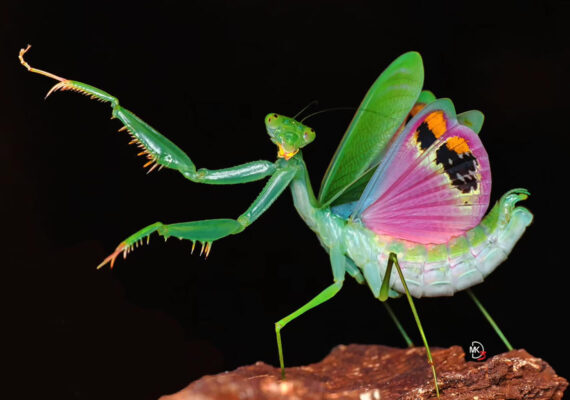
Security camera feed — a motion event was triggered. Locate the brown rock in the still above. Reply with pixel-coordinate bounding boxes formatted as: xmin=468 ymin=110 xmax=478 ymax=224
xmin=160 ymin=345 xmax=567 ymax=400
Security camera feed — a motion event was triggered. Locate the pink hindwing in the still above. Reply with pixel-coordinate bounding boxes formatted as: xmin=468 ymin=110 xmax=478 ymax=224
xmin=354 ymin=99 xmax=491 ymax=244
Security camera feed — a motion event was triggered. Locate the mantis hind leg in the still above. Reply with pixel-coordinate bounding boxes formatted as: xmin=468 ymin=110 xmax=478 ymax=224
xmin=467 ymin=288 xmax=513 ymax=351
xmin=380 ymin=252 xmax=440 ymax=398
xmin=382 ymin=302 xmax=414 ymax=347
xmin=345 ymin=257 xmax=414 ymax=347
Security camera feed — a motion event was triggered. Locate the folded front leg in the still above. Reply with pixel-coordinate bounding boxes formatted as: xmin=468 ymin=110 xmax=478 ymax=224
xmin=97 ymin=161 xmax=300 ymax=269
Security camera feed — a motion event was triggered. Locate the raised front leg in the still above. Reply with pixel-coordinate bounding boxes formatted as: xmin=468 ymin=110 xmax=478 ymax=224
xmin=19 ymin=45 xmax=276 ymax=184
xmin=97 ymin=162 xmax=299 ymax=269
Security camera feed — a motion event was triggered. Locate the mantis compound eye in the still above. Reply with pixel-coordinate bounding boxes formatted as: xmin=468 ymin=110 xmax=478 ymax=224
xmin=303 ymin=128 xmax=316 ymax=144
xmin=265 ymin=113 xmax=281 ymax=126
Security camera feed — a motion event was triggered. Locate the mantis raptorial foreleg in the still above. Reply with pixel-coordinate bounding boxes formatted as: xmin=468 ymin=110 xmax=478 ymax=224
xmin=380 ymin=252 xmax=440 ymax=398
xmin=19 ymin=45 xmax=276 ymax=184
xmin=19 ymin=45 xmax=305 ymax=268
xmin=96 ymin=219 xmax=243 ymax=268
xmin=98 ymin=163 xmax=299 ymax=268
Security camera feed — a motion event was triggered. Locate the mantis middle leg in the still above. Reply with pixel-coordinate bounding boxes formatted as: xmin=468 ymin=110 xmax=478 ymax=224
xmin=275 ymin=245 xmax=346 ymax=379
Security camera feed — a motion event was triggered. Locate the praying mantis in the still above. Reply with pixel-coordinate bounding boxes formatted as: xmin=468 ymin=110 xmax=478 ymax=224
xmin=20 ymin=45 xmax=533 ymax=397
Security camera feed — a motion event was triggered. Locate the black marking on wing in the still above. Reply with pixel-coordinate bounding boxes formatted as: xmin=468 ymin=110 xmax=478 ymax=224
xmin=435 ymin=144 xmax=479 ymax=193
xmin=416 ymin=121 xmax=437 ymax=151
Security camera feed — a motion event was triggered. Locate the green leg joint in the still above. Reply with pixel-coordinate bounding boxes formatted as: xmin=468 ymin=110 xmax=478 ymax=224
xmin=275 ymin=281 xmax=343 ymax=379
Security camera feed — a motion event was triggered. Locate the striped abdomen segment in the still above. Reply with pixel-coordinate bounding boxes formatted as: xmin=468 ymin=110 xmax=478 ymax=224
xmin=369 ymin=189 xmax=532 ymax=298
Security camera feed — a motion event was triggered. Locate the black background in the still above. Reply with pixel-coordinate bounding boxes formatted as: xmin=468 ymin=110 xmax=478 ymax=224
xmin=3 ymin=1 xmax=569 ymax=398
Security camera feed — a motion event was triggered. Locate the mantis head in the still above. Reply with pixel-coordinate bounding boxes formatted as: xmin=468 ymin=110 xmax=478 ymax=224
xmin=265 ymin=113 xmax=316 ymax=160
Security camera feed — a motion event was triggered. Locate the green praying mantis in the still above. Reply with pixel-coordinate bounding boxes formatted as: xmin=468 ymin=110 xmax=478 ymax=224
xmin=20 ymin=45 xmax=533 ymax=397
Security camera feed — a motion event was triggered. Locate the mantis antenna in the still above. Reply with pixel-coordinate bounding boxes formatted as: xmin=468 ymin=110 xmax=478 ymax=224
xmin=300 ymin=107 xmax=356 ymax=123
xmin=293 ymin=100 xmax=319 ymax=120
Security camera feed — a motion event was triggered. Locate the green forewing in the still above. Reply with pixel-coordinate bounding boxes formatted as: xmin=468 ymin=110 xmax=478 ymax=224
xmin=328 ymin=88 xmax=438 ymax=206
xmin=318 ymin=52 xmax=424 ymax=206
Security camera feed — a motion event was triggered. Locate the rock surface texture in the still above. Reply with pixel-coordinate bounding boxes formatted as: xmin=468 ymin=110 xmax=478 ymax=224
xmin=160 ymin=345 xmax=567 ymax=400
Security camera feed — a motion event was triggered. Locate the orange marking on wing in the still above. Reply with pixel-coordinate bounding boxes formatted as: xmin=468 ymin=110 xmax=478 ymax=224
xmin=425 ymin=111 xmax=447 ymax=138
xmin=446 ymin=136 xmax=471 ymax=154
xmin=410 ymin=104 xmax=425 ymax=117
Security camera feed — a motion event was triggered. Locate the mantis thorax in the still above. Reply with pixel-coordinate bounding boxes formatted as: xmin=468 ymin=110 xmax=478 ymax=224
xmin=265 ymin=113 xmax=315 ymax=160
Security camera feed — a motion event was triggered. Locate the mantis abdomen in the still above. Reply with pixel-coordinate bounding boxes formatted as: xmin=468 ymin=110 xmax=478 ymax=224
xmin=307 ymin=189 xmax=532 ymax=299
